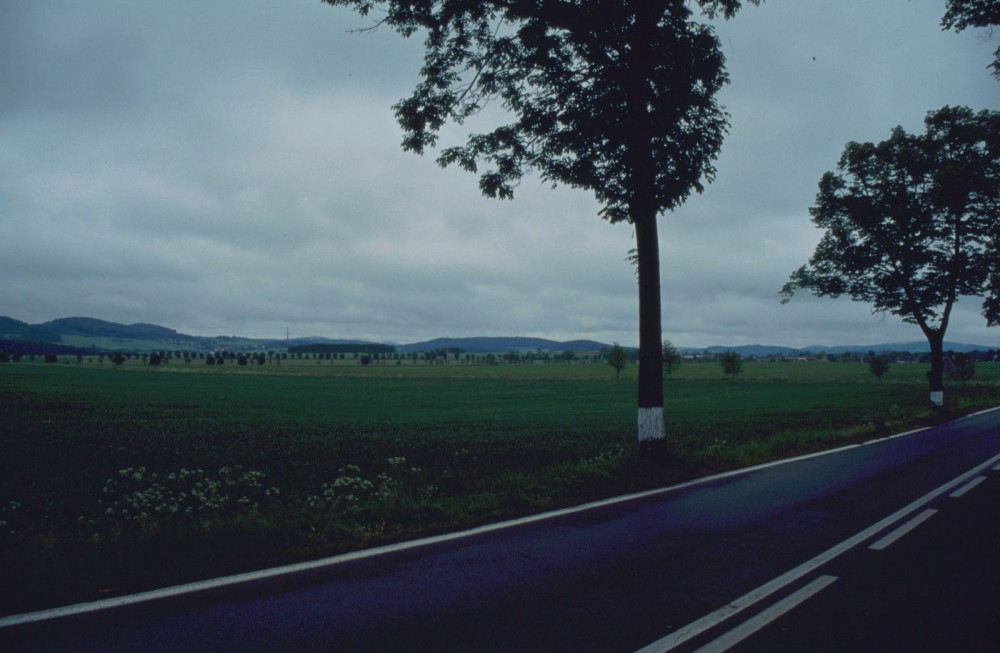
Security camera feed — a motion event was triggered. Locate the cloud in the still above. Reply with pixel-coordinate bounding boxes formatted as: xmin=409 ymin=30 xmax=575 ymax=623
xmin=0 ymin=0 xmax=997 ymax=349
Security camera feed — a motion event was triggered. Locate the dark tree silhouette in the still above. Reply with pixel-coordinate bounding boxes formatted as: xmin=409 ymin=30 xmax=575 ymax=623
xmin=605 ymin=342 xmax=627 ymax=379
xmin=662 ymin=339 xmax=682 ymax=379
xmin=720 ymin=350 xmax=742 ymax=380
xmin=323 ymin=0 xmax=760 ymax=442
xmin=941 ymin=0 xmax=1000 ymax=79
xmin=868 ymin=354 xmax=890 ymax=382
xmin=782 ymin=106 xmax=1000 ymax=407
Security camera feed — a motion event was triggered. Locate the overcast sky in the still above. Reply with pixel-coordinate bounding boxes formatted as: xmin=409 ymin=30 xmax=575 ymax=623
xmin=2 ymin=0 xmax=997 ymax=348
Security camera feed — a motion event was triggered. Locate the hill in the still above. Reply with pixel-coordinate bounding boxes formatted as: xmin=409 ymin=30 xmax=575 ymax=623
xmin=0 ymin=315 xmax=995 ymax=355
xmin=696 ymin=342 xmax=996 ymax=357
xmin=0 ymin=316 xmax=60 ymax=343
xmin=397 ymin=337 xmax=610 ymax=354
xmin=41 ymin=317 xmax=184 ymax=341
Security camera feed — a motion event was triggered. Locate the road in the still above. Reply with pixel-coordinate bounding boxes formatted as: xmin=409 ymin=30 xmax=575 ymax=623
xmin=2 ymin=407 xmax=999 ymax=652
xmin=710 ymin=467 xmax=1000 ymax=653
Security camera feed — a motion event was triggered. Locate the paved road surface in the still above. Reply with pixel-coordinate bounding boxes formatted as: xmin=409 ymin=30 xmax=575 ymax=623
xmin=2 ymin=407 xmax=998 ymax=652
xmin=696 ymin=449 xmax=1000 ymax=653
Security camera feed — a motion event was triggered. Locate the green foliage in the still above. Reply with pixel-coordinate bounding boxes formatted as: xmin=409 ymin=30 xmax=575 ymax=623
xmin=326 ymin=0 xmax=737 ymax=217
xmin=782 ymin=106 xmax=1000 ymax=325
xmin=662 ymin=339 xmax=682 ymax=378
xmin=949 ymin=353 xmax=976 ymax=384
xmin=782 ymin=106 xmax=1000 ymax=394
xmin=605 ymin=342 xmax=627 ymax=379
xmin=941 ymin=0 xmax=1000 ymax=79
xmin=868 ymin=354 xmax=890 ymax=381
xmin=720 ymin=350 xmax=743 ymax=380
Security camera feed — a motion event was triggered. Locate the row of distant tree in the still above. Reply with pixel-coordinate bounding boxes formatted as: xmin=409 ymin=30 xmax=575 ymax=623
xmin=601 ymin=340 xmax=996 ymax=382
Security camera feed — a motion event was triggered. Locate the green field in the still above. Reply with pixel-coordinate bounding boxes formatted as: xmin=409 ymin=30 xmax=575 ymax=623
xmin=1 ymin=357 xmax=998 ymax=615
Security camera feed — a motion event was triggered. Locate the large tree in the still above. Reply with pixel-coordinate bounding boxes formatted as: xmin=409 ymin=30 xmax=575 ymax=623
xmin=941 ymin=0 xmax=1000 ymax=80
xmin=782 ymin=106 xmax=1000 ymax=407
xmin=324 ymin=0 xmax=759 ymax=442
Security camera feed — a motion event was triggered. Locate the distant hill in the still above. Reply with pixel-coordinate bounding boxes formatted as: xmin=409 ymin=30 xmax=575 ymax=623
xmin=41 ymin=317 xmax=185 ymax=341
xmin=0 ymin=315 xmax=995 ymax=355
xmin=700 ymin=344 xmax=799 ymax=357
xmin=0 ymin=316 xmax=59 ymax=343
xmin=696 ymin=341 xmax=996 ymax=357
xmin=397 ymin=337 xmax=610 ymax=354
xmin=276 ymin=337 xmax=383 ymax=349
xmin=798 ymin=341 xmax=994 ymax=354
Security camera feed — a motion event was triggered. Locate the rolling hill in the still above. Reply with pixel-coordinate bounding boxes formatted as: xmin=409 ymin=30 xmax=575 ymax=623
xmin=0 ymin=315 xmax=995 ymax=355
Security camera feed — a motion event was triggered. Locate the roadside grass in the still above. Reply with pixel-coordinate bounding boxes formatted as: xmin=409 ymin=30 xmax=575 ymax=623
xmin=1 ymin=359 xmax=997 ymax=615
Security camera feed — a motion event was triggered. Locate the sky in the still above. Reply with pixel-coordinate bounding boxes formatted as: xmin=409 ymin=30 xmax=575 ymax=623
xmin=1 ymin=0 xmax=998 ymax=349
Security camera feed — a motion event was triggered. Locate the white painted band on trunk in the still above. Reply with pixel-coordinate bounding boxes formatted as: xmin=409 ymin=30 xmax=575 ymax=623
xmin=638 ymin=407 xmax=665 ymax=442
xmin=930 ymin=390 xmax=943 ymax=406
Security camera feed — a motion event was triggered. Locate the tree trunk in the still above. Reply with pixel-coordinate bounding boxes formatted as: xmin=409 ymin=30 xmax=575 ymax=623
xmin=927 ymin=330 xmax=945 ymax=407
xmin=626 ymin=4 xmax=664 ymax=444
xmin=634 ymin=208 xmax=665 ymax=442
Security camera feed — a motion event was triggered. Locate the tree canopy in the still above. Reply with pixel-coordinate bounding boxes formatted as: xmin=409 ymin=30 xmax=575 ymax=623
xmin=941 ymin=0 xmax=1000 ymax=79
xmin=325 ymin=0 xmax=760 ymax=442
xmin=325 ymin=0 xmax=740 ymax=218
xmin=782 ymin=106 xmax=1000 ymax=404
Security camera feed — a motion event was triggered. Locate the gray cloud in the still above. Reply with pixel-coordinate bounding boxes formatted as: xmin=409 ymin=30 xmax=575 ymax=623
xmin=1 ymin=0 xmax=997 ymax=348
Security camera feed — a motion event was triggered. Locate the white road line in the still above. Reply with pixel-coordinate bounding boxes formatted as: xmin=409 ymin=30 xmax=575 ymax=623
xmin=861 ymin=426 xmax=930 ymax=445
xmin=992 ymin=463 xmax=1000 ymax=472
xmin=949 ymin=476 xmax=987 ymax=498
xmin=965 ymin=405 xmax=1000 ymax=419
xmin=635 ymin=450 xmax=1000 ymax=653
xmin=868 ymin=509 xmax=938 ymax=551
xmin=692 ymin=575 xmax=839 ymax=653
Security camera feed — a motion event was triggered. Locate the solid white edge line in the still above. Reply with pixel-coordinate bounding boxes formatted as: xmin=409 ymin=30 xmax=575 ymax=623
xmin=0 ymin=408 xmax=993 ymax=629
xmin=634 ymin=449 xmax=1000 ymax=653
xmin=692 ymin=575 xmax=839 ymax=653
xmin=949 ymin=475 xmax=987 ymax=498
xmin=964 ymin=405 xmax=1000 ymax=419
xmin=861 ymin=426 xmax=930 ymax=445
xmin=867 ymin=509 xmax=938 ymax=551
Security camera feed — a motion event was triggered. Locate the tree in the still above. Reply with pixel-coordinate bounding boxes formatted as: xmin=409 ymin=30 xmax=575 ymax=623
xmin=606 ymin=342 xmax=627 ymax=379
xmin=941 ymin=0 xmax=1000 ymax=80
xmin=948 ymin=352 xmax=976 ymax=384
xmin=662 ymin=339 xmax=682 ymax=379
xmin=324 ymin=0 xmax=760 ymax=443
xmin=782 ymin=106 xmax=1000 ymax=407
xmin=868 ymin=353 xmax=890 ymax=382
xmin=720 ymin=350 xmax=742 ymax=380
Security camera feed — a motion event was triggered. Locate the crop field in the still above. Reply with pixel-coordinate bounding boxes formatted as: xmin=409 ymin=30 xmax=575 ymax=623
xmin=1 ymin=357 xmax=998 ymax=615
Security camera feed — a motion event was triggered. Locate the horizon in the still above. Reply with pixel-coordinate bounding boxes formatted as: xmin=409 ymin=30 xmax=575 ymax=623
xmin=3 ymin=313 xmax=997 ymax=353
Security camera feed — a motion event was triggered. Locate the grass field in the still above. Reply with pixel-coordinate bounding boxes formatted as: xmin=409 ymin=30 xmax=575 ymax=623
xmin=1 ymin=357 xmax=998 ymax=615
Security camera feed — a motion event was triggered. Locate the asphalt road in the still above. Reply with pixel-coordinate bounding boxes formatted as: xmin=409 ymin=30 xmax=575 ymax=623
xmin=2 ymin=407 xmax=999 ymax=653
xmin=694 ymin=442 xmax=1000 ymax=653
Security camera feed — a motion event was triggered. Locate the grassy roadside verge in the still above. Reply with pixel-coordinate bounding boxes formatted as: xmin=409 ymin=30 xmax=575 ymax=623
xmin=1 ymin=360 xmax=998 ymax=616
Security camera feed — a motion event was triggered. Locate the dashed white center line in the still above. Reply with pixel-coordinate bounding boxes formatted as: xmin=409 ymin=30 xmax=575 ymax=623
xmin=950 ymin=476 xmax=987 ymax=498
xmin=868 ymin=509 xmax=938 ymax=551
xmin=692 ymin=575 xmax=839 ymax=653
